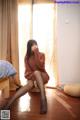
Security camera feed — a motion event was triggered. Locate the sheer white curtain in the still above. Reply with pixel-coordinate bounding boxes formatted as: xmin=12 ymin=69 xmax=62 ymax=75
xmin=32 ymin=3 xmax=56 ymax=87
xmin=18 ymin=2 xmax=32 ymax=85
xmin=18 ymin=0 xmax=57 ymax=87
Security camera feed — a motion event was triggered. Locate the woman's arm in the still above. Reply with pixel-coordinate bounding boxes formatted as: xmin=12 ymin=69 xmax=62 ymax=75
xmin=34 ymin=48 xmax=45 ymax=71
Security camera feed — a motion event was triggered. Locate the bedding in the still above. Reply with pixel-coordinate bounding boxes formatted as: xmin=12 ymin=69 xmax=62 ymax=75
xmin=0 ymin=60 xmax=16 ymax=79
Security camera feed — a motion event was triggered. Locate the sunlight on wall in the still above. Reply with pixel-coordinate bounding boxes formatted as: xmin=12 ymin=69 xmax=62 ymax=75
xmin=18 ymin=3 xmax=56 ymax=87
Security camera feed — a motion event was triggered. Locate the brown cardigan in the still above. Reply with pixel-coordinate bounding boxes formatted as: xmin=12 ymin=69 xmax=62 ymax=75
xmin=24 ymin=48 xmax=49 ymax=83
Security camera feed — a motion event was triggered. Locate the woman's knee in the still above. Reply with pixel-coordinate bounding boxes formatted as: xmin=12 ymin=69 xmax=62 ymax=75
xmin=34 ymin=70 xmax=41 ymax=76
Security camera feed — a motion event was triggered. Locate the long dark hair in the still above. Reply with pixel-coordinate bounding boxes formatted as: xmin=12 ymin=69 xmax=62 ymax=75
xmin=25 ymin=39 xmax=37 ymax=60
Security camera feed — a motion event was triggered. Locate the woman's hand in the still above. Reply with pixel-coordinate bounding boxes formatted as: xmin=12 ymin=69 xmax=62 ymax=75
xmin=31 ymin=45 xmax=38 ymax=52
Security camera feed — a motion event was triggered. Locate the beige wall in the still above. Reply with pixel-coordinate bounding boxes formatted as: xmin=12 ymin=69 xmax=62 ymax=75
xmin=57 ymin=4 xmax=80 ymax=85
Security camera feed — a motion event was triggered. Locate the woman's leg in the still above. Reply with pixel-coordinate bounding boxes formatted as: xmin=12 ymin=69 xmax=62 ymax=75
xmin=4 ymin=80 xmax=34 ymax=109
xmin=33 ymin=71 xmax=47 ymax=114
xmin=34 ymin=71 xmax=46 ymax=99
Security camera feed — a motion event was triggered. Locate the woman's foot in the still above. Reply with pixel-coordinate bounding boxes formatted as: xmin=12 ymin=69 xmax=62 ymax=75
xmin=40 ymin=98 xmax=47 ymax=114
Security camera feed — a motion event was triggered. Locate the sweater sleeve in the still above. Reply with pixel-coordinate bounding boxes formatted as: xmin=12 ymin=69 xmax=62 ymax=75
xmin=34 ymin=48 xmax=45 ymax=71
xmin=24 ymin=57 xmax=34 ymax=80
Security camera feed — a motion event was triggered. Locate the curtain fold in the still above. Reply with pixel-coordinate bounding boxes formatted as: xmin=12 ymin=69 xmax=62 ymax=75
xmin=0 ymin=0 xmax=20 ymax=89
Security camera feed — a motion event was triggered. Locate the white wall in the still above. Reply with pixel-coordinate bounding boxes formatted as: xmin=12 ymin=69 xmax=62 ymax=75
xmin=57 ymin=4 xmax=80 ymax=85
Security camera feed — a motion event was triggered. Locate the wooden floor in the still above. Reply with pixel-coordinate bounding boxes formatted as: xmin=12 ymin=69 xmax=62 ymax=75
xmin=0 ymin=88 xmax=80 ymax=120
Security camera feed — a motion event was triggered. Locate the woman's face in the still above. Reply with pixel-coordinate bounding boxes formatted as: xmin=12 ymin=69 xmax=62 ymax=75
xmin=31 ymin=44 xmax=38 ymax=52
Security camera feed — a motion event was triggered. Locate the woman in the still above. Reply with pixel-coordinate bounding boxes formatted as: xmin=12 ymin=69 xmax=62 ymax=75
xmin=4 ymin=40 xmax=49 ymax=114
